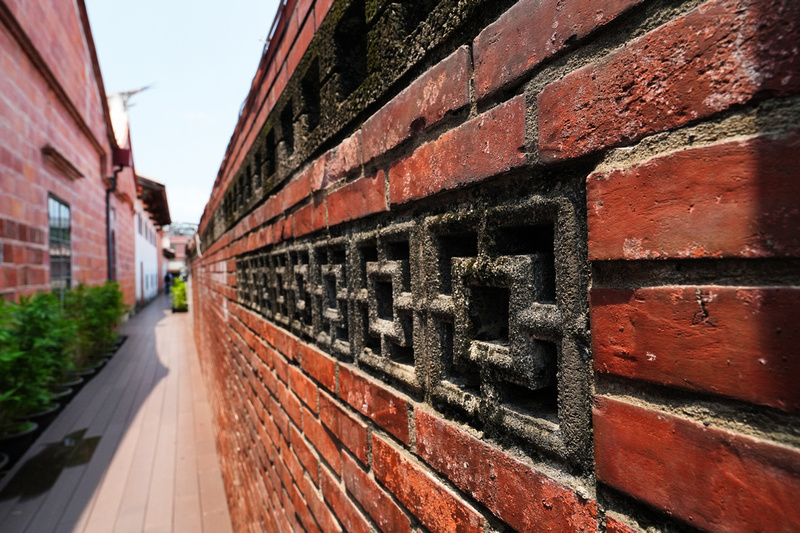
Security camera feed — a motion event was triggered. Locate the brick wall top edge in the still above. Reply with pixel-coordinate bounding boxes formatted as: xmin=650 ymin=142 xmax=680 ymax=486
xmin=198 ymin=0 xmax=520 ymax=245
xmin=199 ymin=0 xmax=309 ymax=233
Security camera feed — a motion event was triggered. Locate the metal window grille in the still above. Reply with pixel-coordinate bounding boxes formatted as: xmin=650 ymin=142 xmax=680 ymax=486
xmin=48 ymin=195 xmax=71 ymax=296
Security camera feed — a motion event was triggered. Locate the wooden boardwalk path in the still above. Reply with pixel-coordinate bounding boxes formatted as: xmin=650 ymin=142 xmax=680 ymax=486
xmin=0 ymin=294 xmax=233 ymax=533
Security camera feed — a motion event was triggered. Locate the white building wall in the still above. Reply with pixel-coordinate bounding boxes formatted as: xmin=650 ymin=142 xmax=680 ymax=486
xmin=134 ymin=202 xmax=159 ymax=303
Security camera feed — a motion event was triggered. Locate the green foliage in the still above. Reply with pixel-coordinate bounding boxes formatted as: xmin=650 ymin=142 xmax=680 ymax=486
xmin=0 ymin=293 xmax=77 ymax=434
xmin=66 ymin=282 xmax=128 ymax=368
xmin=0 ymin=282 xmax=127 ymax=435
xmin=0 ymin=299 xmax=24 ymax=435
xmin=171 ymin=278 xmax=188 ymax=311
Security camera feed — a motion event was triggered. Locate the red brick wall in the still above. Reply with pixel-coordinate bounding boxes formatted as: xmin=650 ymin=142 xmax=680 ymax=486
xmin=3 ymin=0 xmax=109 ymax=150
xmin=0 ymin=0 xmax=138 ymax=307
xmin=192 ymin=0 xmax=800 ymax=531
xmin=0 ymin=7 xmax=102 ymax=299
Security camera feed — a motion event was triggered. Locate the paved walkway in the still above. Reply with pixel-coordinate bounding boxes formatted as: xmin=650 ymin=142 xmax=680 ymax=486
xmin=0 ymin=294 xmax=233 ymax=533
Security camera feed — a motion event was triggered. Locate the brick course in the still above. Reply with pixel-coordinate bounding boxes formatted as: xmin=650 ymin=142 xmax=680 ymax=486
xmin=538 ymin=0 xmax=800 ymax=161
xmin=588 ymin=130 xmax=800 ymax=260
xmin=594 ymin=397 xmax=800 ymax=532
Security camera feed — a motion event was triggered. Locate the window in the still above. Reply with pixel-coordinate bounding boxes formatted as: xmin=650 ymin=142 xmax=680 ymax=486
xmin=48 ymin=195 xmax=71 ymax=295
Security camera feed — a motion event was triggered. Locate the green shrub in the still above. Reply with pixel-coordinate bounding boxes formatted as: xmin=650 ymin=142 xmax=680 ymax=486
xmin=66 ymin=282 xmax=128 ymax=367
xmin=0 ymin=282 xmax=126 ymax=434
xmin=171 ymin=278 xmax=188 ymax=311
xmin=16 ymin=292 xmax=77 ymax=393
xmin=0 ymin=298 xmax=24 ymax=435
xmin=0 ymin=293 xmax=77 ymax=432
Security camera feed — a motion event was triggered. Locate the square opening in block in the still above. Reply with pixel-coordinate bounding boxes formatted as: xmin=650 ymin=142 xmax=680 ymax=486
xmin=334 ymin=0 xmax=367 ymax=100
xmin=468 ymin=286 xmax=509 ymax=345
xmin=301 ymin=58 xmax=321 ymax=131
xmin=438 ymin=233 xmax=478 ymax=295
xmin=388 ymin=342 xmax=414 ymax=366
xmin=500 ymin=380 xmax=558 ymax=421
xmin=440 ymin=320 xmax=480 ymax=391
xmin=376 ymin=281 xmax=393 ymax=320
xmin=359 ymin=245 xmax=378 ymax=285
xmin=496 ymin=225 xmax=556 ymax=302
xmin=362 ymin=309 xmax=381 ymax=355
xmin=280 ymin=101 xmax=294 ymax=155
xmin=325 ymin=276 xmax=337 ymax=310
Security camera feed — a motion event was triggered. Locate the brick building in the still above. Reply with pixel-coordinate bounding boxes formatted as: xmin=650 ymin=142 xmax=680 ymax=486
xmin=190 ymin=0 xmax=799 ymax=531
xmin=0 ymin=0 xmax=159 ymax=307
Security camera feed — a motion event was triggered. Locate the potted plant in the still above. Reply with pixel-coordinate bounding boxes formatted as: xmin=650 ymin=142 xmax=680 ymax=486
xmin=171 ymin=278 xmax=188 ymax=312
xmin=0 ymin=299 xmax=39 ymax=463
xmin=12 ymin=292 xmax=76 ymax=431
xmin=66 ymin=282 xmax=127 ymax=371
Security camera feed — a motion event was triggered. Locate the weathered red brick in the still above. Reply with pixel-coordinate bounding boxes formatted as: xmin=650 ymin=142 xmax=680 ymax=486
xmin=303 ymin=406 xmax=342 ymax=474
xmin=290 ymin=480 xmax=322 ymax=533
xmin=389 ymin=96 xmax=527 ymax=205
xmin=260 ymin=316 xmax=279 ymax=348
xmin=594 ymin=397 xmax=800 ymax=532
xmin=299 ymin=157 xmax=325 ymax=194
xmin=302 ymin=476 xmax=343 ymax=533
xmin=279 ymin=171 xmax=311 ymax=211
xmin=315 ymin=131 xmax=362 ymax=191
xmin=591 ymin=286 xmax=800 ymax=413
xmin=271 ymin=397 xmax=291 ymax=439
xmin=362 ymin=47 xmax=471 ymax=162
xmin=294 ymin=199 xmax=326 ymax=237
xmin=605 ymin=515 xmax=641 ymax=533
xmin=291 ymin=424 xmax=320 ymax=486
xmin=275 ymin=442 xmax=295 ymax=492
xmin=314 ymin=0 xmax=335 ymax=30
xmin=320 ymin=466 xmax=372 ymax=533
xmin=288 ymin=14 xmax=315 ymax=74
xmin=290 ymin=365 xmax=319 ymax=412
xmin=588 ymin=130 xmax=800 ymax=260
xmin=416 ymin=410 xmax=597 ymax=532
xmin=342 ymin=453 xmax=412 ymax=533
xmin=372 ymin=435 xmax=483 ymax=533
xmin=272 ymin=350 xmax=289 ymax=385
xmin=539 ymin=0 xmax=800 ymax=161
xmin=279 ymin=381 xmax=303 ymax=427
xmin=297 ymin=0 xmax=313 ymax=26
xmin=273 ymin=326 xmax=299 ymax=362
xmin=319 ymin=392 xmax=368 ymax=464
xmin=474 ymin=0 xmax=642 ymax=99
xmin=327 ymin=171 xmax=387 ymax=227
xmin=282 ymin=439 xmax=305 ymax=487
xmin=279 ymin=215 xmax=293 ymax=241
xmin=338 ymin=366 xmax=410 ymax=444
xmin=299 ymin=343 xmax=336 ymax=392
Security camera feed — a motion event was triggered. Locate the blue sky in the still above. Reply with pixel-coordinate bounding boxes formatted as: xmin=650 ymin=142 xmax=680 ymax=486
xmin=85 ymin=0 xmax=281 ymax=225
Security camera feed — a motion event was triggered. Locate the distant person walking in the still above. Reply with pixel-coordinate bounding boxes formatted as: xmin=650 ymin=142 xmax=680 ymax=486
xmin=164 ymin=272 xmax=172 ymax=294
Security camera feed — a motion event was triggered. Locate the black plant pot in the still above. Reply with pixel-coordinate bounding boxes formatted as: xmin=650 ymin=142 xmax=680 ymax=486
xmin=0 ymin=422 xmax=39 ymax=464
xmin=114 ymin=335 xmax=127 ymax=351
xmin=78 ymin=357 xmax=105 ymax=375
xmin=78 ymin=366 xmax=96 ymax=377
xmin=20 ymin=403 xmax=61 ymax=434
xmin=58 ymin=376 xmax=85 ymax=398
xmin=50 ymin=386 xmax=73 ymax=403
xmin=87 ymin=357 xmax=109 ymax=370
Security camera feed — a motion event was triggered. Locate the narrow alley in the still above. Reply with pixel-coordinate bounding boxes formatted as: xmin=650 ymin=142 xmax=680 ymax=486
xmin=0 ymin=295 xmax=232 ymax=532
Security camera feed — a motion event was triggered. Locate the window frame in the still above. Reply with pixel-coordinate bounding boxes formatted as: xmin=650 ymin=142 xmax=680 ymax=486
xmin=48 ymin=193 xmax=72 ymax=296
